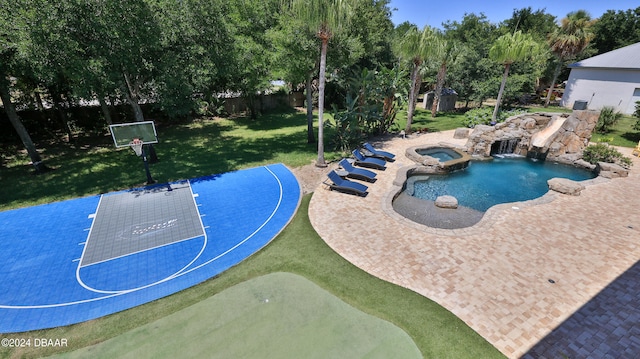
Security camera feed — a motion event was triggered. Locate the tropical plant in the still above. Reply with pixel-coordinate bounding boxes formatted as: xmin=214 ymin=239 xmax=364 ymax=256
xmin=488 ymin=30 xmax=538 ymax=122
xmin=333 ymin=65 xmax=407 ymax=138
xmin=595 ymin=106 xmax=623 ymax=133
xmin=285 ymin=0 xmax=354 ymax=167
xmin=330 ymin=95 xmax=365 ymax=152
xmin=395 ymin=25 xmax=436 ymax=133
xmin=545 ymin=10 xmax=595 ymax=107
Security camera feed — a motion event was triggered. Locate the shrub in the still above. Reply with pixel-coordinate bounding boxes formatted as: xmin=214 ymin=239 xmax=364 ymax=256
xmin=592 ymin=136 xmax=614 ymax=144
xmin=595 ymin=106 xmax=623 ymax=133
xmin=633 ymin=101 xmax=640 ymax=132
xmin=582 ymin=143 xmax=633 ymax=168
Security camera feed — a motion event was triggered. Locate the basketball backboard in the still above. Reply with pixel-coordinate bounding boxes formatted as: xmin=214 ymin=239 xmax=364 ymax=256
xmin=110 ymin=121 xmax=158 ymax=148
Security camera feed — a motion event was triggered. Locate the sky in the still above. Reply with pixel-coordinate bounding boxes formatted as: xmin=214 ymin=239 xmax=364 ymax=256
xmin=388 ymin=0 xmax=639 ymax=29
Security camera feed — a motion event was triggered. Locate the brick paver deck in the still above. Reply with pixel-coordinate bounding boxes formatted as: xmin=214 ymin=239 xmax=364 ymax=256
xmin=308 ymin=130 xmax=640 ymax=358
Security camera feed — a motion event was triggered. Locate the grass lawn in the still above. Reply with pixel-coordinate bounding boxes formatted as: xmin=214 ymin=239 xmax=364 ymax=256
xmin=590 ymin=116 xmax=640 ymax=147
xmin=0 ymin=110 xmax=343 ymax=211
xmin=392 ymin=107 xmax=468 ymax=133
xmin=1 ymin=109 xmax=504 ymax=359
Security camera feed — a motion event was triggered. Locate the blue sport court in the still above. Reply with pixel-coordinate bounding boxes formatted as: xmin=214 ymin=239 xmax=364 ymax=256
xmin=0 ymin=163 xmax=300 ymax=333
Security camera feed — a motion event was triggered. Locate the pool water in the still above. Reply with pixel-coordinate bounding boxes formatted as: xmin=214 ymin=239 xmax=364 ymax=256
xmin=416 ymin=148 xmax=461 ymax=162
xmin=411 ymin=157 xmax=596 ymax=212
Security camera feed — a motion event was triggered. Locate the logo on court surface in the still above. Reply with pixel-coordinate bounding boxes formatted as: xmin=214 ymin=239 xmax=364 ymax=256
xmin=116 ymin=219 xmax=179 ymax=240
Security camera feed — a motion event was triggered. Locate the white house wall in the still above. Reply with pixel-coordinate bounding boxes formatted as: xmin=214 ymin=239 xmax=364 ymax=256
xmin=561 ymin=68 xmax=640 ymax=114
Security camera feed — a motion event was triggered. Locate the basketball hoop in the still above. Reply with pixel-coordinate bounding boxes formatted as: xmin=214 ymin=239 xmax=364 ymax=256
xmin=130 ymin=138 xmax=144 ymax=157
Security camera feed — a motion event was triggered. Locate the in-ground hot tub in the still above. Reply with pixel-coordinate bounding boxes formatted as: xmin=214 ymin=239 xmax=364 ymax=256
xmin=405 ymin=145 xmax=471 ymax=173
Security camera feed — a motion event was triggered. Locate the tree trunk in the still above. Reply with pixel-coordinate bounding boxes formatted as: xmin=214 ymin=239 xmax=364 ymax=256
xmin=108 ymin=96 xmax=121 ymax=123
xmin=123 ymin=72 xmax=158 ymax=163
xmin=0 ymin=78 xmax=48 ymax=173
xmin=124 ymin=90 xmax=144 ymax=123
xmin=123 ymin=72 xmax=145 ymax=122
xmin=492 ymin=63 xmax=511 ymax=123
xmin=315 ymin=37 xmax=329 ymax=168
xmin=405 ymin=61 xmax=421 ymax=134
xmin=49 ymin=88 xmax=74 ymax=142
xmin=97 ymin=94 xmax=113 ymax=125
xmin=33 ymin=90 xmax=56 ymax=139
xmin=431 ymin=62 xmax=447 ymax=117
xmin=544 ymin=62 xmax=562 ymax=107
xmin=33 ymin=90 xmax=49 ymax=123
xmin=305 ymin=73 xmax=315 ymax=144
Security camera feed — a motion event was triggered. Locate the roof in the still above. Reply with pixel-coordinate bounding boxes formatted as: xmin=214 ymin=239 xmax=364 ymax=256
xmin=568 ymin=42 xmax=640 ymax=70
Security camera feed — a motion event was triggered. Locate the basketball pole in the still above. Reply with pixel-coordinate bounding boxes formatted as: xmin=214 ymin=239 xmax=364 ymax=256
xmin=141 ymin=145 xmax=156 ymax=184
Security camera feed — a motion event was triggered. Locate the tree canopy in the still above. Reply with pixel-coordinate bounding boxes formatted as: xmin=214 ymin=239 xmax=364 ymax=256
xmin=2 ymin=2 xmax=639 ymax=173
xmin=591 ymin=7 xmax=640 ymax=54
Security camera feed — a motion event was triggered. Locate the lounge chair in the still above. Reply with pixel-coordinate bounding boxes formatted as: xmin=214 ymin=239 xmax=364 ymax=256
xmin=363 ymin=142 xmax=395 ymax=161
xmin=632 ymin=140 xmax=640 ymax=157
xmin=324 ymin=170 xmax=368 ymax=196
xmin=352 ymin=149 xmax=386 ymax=170
xmin=338 ymin=159 xmax=377 ymax=183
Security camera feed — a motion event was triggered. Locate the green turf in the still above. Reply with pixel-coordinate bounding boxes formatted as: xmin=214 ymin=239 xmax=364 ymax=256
xmin=47 ymin=273 xmax=422 ymax=359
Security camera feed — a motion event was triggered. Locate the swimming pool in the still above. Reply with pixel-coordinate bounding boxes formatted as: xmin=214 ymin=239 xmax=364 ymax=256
xmin=409 ymin=157 xmax=596 ymax=212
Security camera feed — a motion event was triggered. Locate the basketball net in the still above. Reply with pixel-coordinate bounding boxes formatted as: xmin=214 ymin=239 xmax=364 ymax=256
xmin=130 ymin=138 xmax=144 ymax=157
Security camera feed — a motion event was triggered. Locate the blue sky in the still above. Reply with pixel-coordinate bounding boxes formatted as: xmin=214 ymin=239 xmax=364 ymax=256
xmin=388 ymin=0 xmax=639 ymax=29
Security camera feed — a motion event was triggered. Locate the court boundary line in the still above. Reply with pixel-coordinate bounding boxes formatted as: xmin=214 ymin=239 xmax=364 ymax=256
xmin=75 ymin=181 xmax=208 ymax=294
xmin=0 ymin=165 xmax=289 ymax=310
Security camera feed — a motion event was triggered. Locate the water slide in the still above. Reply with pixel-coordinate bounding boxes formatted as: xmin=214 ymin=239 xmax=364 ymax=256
xmin=530 ymin=116 xmax=566 ymax=148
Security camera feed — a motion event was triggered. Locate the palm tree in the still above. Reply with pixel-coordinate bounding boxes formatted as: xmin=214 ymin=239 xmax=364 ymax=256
xmin=286 ymin=0 xmax=353 ymax=167
xmin=430 ymin=35 xmax=460 ymax=118
xmin=544 ymin=10 xmax=595 ymax=107
xmin=489 ymin=30 xmax=538 ymax=122
xmin=396 ymin=26 xmax=435 ymax=133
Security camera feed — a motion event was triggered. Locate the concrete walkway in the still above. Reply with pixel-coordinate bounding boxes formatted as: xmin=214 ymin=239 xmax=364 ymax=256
xmin=309 ymin=130 xmax=640 ymax=358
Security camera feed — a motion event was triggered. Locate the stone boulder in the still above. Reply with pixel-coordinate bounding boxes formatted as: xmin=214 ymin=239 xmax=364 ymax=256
xmin=574 ymin=159 xmax=596 ymax=170
xmin=596 ymin=162 xmax=629 ymax=178
xmin=453 ymin=127 xmax=470 ymax=139
xmin=435 ymin=195 xmax=458 ymax=209
xmin=547 ymin=178 xmax=585 ymax=196
xmin=521 ymin=117 xmax=537 ymax=130
xmin=422 ymin=156 xmax=441 ymax=166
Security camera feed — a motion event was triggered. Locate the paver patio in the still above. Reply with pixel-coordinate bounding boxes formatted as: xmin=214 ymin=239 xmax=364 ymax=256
xmin=309 ymin=130 xmax=640 ymax=358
